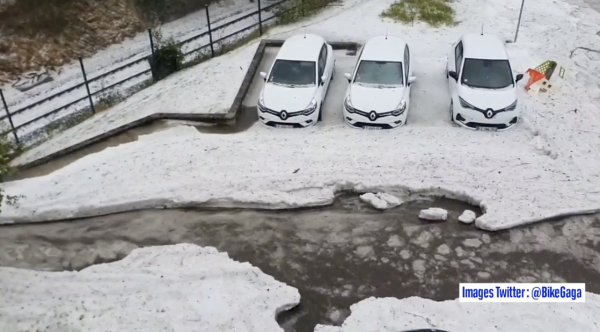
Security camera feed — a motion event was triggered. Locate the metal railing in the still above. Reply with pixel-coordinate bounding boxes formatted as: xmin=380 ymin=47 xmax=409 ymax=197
xmin=0 ymin=0 xmax=323 ymax=145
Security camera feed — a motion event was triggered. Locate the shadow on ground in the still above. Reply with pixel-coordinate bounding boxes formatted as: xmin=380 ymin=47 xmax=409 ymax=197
xmin=0 ymin=194 xmax=599 ymax=332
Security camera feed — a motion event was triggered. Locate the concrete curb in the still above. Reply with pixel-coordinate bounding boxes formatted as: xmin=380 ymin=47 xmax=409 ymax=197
xmin=15 ymin=39 xmax=360 ymax=172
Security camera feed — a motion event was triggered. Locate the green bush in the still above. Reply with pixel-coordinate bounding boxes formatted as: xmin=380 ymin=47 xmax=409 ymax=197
xmin=148 ymin=29 xmax=184 ymax=81
xmin=0 ymin=134 xmax=23 ymax=212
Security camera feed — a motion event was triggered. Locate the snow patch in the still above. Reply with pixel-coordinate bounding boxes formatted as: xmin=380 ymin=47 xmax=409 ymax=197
xmin=418 ymin=208 xmax=448 ymax=221
xmin=458 ymin=210 xmax=477 ymax=224
xmin=360 ymin=192 xmax=402 ymax=210
xmin=314 ymin=295 xmax=600 ymax=332
xmin=0 ymin=244 xmax=300 ymax=332
xmin=3 ymin=0 xmax=600 ymax=231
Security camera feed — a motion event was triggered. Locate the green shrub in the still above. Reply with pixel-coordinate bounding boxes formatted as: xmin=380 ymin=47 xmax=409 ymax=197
xmin=381 ymin=0 xmax=455 ymax=27
xmin=148 ymin=28 xmax=184 ymax=81
xmin=0 ymin=133 xmax=23 ymax=212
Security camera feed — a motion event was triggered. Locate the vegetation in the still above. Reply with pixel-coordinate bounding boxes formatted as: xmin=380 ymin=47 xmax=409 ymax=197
xmin=0 ymin=134 xmax=22 ymax=212
xmin=274 ymin=0 xmax=339 ymax=25
xmin=149 ymin=28 xmax=185 ymax=81
xmin=380 ymin=0 xmax=456 ymax=27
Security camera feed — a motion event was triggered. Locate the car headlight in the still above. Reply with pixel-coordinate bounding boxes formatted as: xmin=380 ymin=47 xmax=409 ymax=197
xmin=505 ymin=100 xmax=518 ymax=111
xmin=391 ymin=99 xmax=407 ymax=116
xmin=302 ymin=99 xmax=317 ymax=115
xmin=344 ymin=96 xmax=356 ymax=113
xmin=459 ymin=97 xmax=477 ymax=110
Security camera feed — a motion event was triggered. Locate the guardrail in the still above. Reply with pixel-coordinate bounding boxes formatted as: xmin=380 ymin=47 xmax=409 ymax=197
xmin=0 ymin=0 xmax=326 ymax=145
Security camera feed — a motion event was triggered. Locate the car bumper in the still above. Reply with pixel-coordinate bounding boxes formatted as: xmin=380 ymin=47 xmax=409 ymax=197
xmin=453 ymin=102 xmax=519 ymax=131
xmin=258 ymin=109 xmax=318 ymax=128
xmin=343 ymin=109 xmax=407 ymax=129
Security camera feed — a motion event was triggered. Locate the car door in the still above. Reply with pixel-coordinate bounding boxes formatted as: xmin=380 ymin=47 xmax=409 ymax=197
xmin=403 ymin=45 xmax=411 ymax=107
xmin=320 ymin=44 xmax=333 ymax=98
xmin=448 ymin=40 xmax=463 ymax=96
xmin=317 ymin=44 xmax=326 ymax=104
xmin=326 ymin=43 xmax=335 ymax=82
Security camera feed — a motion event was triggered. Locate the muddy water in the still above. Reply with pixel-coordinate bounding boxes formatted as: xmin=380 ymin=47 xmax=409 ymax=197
xmin=7 ymin=106 xmax=258 ymax=181
xmin=1 ymin=194 xmax=599 ymax=332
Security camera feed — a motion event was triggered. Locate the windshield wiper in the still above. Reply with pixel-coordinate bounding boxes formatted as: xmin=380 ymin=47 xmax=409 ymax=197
xmin=270 ymin=82 xmax=314 ymax=88
xmin=355 ymin=82 xmax=402 ymax=88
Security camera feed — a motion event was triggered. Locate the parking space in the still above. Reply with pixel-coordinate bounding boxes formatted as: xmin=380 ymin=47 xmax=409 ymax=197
xmin=244 ymin=45 xmax=456 ymax=129
xmin=243 ymin=46 xmax=279 ymax=107
xmin=407 ymin=57 xmax=454 ymax=128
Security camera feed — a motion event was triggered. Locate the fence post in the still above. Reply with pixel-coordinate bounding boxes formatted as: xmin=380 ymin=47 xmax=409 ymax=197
xmin=0 ymin=89 xmax=18 ymax=144
xmin=148 ymin=28 xmax=155 ymax=57
xmin=513 ymin=0 xmax=526 ymax=43
xmin=78 ymin=57 xmax=95 ymax=114
xmin=205 ymin=4 xmax=215 ymax=57
xmin=258 ymin=0 xmax=263 ymax=36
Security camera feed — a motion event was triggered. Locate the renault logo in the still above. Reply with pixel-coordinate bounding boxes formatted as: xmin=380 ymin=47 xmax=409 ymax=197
xmin=369 ymin=111 xmax=377 ymax=121
xmin=485 ymin=109 xmax=494 ymax=119
xmin=280 ymin=110 xmax=288 ymax=120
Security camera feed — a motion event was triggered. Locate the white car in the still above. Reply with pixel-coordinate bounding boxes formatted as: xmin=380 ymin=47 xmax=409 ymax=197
xmin=343 ymin=35 xmax=416 ymax=129
xmin=257 ymin=34 xmax=335 ymax=128
xmin=446 ymin=33 xmax=524 ymax=131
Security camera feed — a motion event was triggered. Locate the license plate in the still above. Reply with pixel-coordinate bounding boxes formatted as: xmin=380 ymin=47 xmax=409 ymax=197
xmin=477 ymin=126 xmax=497 ymax=131
xmin=275 ymin=124 xmax=293 ymax=128
xmin=363 ymin=126 xmax=382 ymax=130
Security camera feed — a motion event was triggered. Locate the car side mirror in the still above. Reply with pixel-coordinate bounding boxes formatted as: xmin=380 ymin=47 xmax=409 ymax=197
xmin=344 ymin=73 xmax=352 ymax=83
xmin=408 ymin=76 xmax=417 ymax=84
xmin=448 ymin=71 xmax=458 ymax=81
xmin=260 ymin=72 xmax=267 ymax=81
xmin=320 ymin=74 xmax=328 ymax=85
xmin=515 ymin=73 xmax=524 ymax=82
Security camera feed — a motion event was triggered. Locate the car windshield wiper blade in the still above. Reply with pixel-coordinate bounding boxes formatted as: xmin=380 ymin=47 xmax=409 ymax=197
xmin=270 ymin=82 xmax=295 ymax=88
xmin=355 ymin=82 xmax=402 ymax=88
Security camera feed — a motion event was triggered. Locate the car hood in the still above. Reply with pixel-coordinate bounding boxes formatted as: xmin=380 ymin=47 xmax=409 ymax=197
xmin=348 ymin=84 xmax=405 ymax=112
xmin=262 ymin=83 xmax=316 ymax=112
xmin=458 ymin=84 xmax=517 ymax=110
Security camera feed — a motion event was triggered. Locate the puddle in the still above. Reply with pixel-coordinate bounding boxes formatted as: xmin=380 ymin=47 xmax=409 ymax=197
xmin=193 ymin=105 xmax=258 ymax=134
xmin=7 ymin=106 xmax=258 ymax=181
xmin=0 ymin=194 xmax=599 ymax=332
xmin=6 ymin=121 xmax=174 ymax=181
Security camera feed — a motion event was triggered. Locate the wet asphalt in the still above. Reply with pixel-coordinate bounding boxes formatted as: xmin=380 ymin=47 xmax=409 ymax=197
xmin=0 ymin=194 xmax=599 ymax=332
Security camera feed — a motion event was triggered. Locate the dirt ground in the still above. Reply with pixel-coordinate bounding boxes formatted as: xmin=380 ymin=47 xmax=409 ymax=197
xmin=1 ymin=194 xmax=599 ymax=332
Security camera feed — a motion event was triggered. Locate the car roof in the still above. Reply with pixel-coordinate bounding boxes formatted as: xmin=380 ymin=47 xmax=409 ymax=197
xmin=462 ymin=33 xmax=509 ymax=60
xmin=360 ymin=35 xmax=407 ymax=62
xmin=276 ymin=34 xmax=326 ymax=61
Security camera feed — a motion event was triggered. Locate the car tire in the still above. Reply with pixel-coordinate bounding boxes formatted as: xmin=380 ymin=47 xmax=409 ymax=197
xmin=449 ymin=100 xmax=454 ymax=121
xmin=331 ymin=62 xmax=335 ymax=80
xmin=318 ymin=105 xmax=323 ymax=122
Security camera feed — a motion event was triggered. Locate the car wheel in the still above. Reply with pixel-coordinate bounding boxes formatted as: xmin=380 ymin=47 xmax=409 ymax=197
xmin=449 ymin=100 xmax=454 ymax=121
xmin=331 ymin=63 xmax=335 ymax=80
xmin=318 ymin=105 xmax=323 ymax=122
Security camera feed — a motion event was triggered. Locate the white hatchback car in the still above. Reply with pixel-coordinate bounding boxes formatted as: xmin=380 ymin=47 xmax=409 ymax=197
xmin=257 ymin=34 xmax=335 ymax=128
xmin=343 ymin=35 xmax=416 ymax=129
xmin=446 ymin=33 xmax=524 ymax=131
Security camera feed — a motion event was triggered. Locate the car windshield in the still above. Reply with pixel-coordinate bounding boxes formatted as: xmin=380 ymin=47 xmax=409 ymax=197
xmin=354 ymin=60 xmax=404 ymax=86
xmin=460 ymin=58 xmax=513 ymax=89
xmin=268 ymin=60 xmax=316 ymax=86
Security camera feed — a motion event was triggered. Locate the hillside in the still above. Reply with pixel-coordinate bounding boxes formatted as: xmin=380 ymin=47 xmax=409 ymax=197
xmin=0 ymin=0 xmax=215 ymax=84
